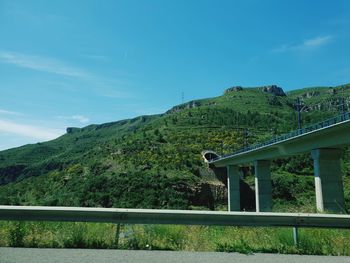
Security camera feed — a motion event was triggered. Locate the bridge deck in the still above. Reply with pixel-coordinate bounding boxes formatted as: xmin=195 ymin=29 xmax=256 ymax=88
xmin=210 ymin=113 xmax=350 ymax=167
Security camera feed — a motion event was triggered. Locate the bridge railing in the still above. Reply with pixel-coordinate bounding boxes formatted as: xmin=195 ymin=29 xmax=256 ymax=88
xmin=212 ymin=112 xmax=350 ymax=162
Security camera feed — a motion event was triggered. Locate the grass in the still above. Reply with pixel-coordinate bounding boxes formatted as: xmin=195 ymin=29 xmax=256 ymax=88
xmin=0 ymin=221 xmax=116 ymax=249
xmin=1 ymin=221 xmax=350 ymax=256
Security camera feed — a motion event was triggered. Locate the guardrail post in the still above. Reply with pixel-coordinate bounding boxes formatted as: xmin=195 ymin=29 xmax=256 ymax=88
xmin=311 ymin=148 xmax=345 ymax=213
xmin=293 ymin=227 xmax=299 ymax=246
xmin=115 ymin=223 xmax=121 ymax=248
xmin=227 ymin=165 xmax=240 ymax=211
xmin=254 ymin=160 xmax=272 ymax=212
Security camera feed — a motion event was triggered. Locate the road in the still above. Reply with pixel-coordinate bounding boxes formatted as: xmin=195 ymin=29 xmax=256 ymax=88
xmin=0 ymin=248 xmax=350 ymax=263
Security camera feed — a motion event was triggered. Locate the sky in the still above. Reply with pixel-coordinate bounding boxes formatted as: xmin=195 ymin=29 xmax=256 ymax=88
xmin=0 ymin=0 xmax=350 ymax=150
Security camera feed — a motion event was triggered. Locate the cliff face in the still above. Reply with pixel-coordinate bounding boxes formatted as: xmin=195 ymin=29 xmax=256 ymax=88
xmin=301 ymin=97 xmax=350 ymax=112
xmin=166 ymin=100 xmax=201 ymax=113
xmin=259 ymin=85 xmax=286 ymax=96
xmin=291 ymin=84 xmax=350 ymax=112
xmin=66 ymin=127 xmax=80 ymax=134
xmin=224 ymin=85 xmax=286 ymax=97
xmin=224 ymin=86 xmax=243 ymax=94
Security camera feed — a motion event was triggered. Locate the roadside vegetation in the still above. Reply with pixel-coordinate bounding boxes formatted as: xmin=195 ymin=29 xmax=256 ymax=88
xmin=1 ymin=221 xmax=350 ymax=256
xmin=1 ymin=84 xmax=350 ymax=254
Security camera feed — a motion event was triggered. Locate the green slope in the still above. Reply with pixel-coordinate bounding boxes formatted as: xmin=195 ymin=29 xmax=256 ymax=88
xmin=0 ymin=84 xmax=350 ymax=211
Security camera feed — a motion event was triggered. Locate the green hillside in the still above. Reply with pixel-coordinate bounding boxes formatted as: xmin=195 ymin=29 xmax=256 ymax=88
xmin=1 ymin=84 xmax=350 ymax=211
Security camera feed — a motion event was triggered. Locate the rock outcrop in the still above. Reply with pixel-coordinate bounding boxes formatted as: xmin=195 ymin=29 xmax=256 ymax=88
xmin=166 ymin=100 xmax=201 ymax=113
xmin=300 ymin=91 xmax=321 ymax=99
xmin=260 ymin=85 xmax=286 ymax=96
xmin=66 ymin=127 xmax=80 ymax=134
xmin=224 ymin=85 xmax=286 ymax=96
xmin=224 ymin=86 xmax=243 ymax=94
xmin=303 ymin=97 xmax=350 ymax=112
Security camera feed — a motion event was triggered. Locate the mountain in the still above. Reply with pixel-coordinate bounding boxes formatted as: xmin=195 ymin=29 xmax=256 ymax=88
xmin=0 ymin=84 xmax=350 ymax=211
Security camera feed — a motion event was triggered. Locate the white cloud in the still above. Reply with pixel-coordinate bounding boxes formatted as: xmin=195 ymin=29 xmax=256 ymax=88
xmin=0 ymin=51 xmax=134 ymax=99
xmin=57 ymin=115 xmax=90 ymax=124
xmin=0 ymin=108 xmax=23 ymax=116
xmin=0 ymin=51 xmax=88 ymax=77
xmin=273 ymin=35 xmax=332 ymax=53
xmin=302 ymin=36 xmax=332 ymax=47
xmin=72 ymin=115 xmax=90 ymax=123
xmin=0 ymin=119 xmax=63 ymax=141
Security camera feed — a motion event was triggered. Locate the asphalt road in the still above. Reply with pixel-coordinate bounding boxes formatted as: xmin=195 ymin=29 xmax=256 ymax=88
xmin=1 ymin=248 xmax=350 ymax=263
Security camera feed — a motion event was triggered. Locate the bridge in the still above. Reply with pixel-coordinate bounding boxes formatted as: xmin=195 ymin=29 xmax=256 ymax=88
xmin=203 ymin=112 xmax=350 ymax=213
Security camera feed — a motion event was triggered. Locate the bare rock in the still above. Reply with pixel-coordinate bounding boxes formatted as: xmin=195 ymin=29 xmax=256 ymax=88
xmin=224 ymin=86 xmax=244 ymax=94
xmin=260 ymin=85 xmax=286 ymax=96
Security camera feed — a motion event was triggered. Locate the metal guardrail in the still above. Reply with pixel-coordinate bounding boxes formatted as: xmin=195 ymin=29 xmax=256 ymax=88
xmin=211 ymin=112 xmax=350 ymax=162
xmin=1 ymin=206 xmax=350 ymax=228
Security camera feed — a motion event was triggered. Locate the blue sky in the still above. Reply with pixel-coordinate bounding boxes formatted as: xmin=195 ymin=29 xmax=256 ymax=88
xmin=0 ymin=0 xmax=350 ymax=150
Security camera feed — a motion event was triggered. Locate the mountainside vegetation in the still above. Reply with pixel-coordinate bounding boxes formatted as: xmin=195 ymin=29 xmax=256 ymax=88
xmin=1 ymin=83 xmax=350 ymax=212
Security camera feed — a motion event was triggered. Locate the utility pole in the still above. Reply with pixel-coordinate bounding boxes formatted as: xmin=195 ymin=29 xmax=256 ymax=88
xmin=181 ymin=92 xmax=184 ymax=104
xmin=296 ymin=97 xmax=302 ymax=130
xmin=244 ymin=129 xmax=248 ymax=148
xmin=340 ymin=97 xmax=346 ymax=115
xmin=339 ymin=97 xmax=346 ymax=121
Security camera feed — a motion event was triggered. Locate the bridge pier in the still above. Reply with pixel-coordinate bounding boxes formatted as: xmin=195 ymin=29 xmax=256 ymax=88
xmin=311 ymin=148 xmax=345 ymax=213
xmin=227 ymin=165 xmax=240 ymax=211
xmin=254 ymin=160 xmax=272 ymax=212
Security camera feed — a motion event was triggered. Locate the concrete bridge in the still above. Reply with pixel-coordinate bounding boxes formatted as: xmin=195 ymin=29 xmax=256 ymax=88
xmin=203 ymin=113 xmax=350 ymax=213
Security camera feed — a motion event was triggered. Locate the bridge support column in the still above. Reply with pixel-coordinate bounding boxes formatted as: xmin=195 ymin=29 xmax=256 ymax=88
xmin=254 ymin=160 xmax=272 ymax=212
xmin=311 ymin=148 xmax=345 ymax=213
xmin=227 ymin=165 xmax=240 ymax=211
